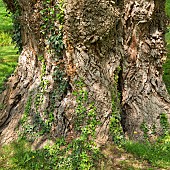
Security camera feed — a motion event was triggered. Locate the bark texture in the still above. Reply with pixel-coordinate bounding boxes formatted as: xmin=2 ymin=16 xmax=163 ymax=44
xmin=0 ymin=0 xmax=123 ymax=146
xmin=122 ymin=0 xmax=170 ymax=139
xmin=0 ymin=0 xmax=170 ymax=146
xmin=64 ymin=0 xmax=123 ymax=144
xmin=0 ymin=0 xmax=46 ymax=144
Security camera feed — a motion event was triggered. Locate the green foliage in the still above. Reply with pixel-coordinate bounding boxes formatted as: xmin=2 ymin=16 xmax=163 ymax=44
xmin=140 ymin=122 xmax=149 ymax=139
xmin=160 ymin=113 xmax=170 ymax=136
xmin=40 ymin=0 xmax=64 ymax=55
xmin=20 ymin=95 xmax=54 ymax=141
xmin=110 ymin=99 xmax=124 ymax=145
xmin=53 ymin=65 xmax=69 ymax=97
xmin=43 ymin=138 xmax=100 ymax=170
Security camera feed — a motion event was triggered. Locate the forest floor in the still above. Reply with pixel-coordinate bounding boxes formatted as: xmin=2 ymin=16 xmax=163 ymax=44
xmin=0 ymin=0 xmax=170 ymax=169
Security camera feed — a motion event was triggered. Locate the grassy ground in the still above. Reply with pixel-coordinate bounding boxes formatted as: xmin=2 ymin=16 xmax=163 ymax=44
xmin=0 ymin=0 xmax=18 ymax=93
xmin=0 ymin=46 xmax=18 ymax=92
xmin=0 ymin=138 xmax=170 ymax=170
xmin=0 ymin=1 xmax=13 ymax=32
xmin=124 ymin=137 xmax=170 ymax=169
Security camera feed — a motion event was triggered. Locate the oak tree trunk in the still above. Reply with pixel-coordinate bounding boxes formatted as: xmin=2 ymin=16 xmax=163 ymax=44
xmin=0 ymin=0 xmax=170 ymax=146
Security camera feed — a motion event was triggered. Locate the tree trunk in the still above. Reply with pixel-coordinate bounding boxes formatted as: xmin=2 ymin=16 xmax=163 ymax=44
xmin=0 ymin=0 xmax=170 ymax=146
xmin=122 ymin=0 xmax=170 ymax=140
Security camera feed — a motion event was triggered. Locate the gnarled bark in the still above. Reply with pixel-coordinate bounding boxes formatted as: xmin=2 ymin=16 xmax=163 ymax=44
xmin=0 ymin=0 xmax=123 ymax=146
xmin=122 ymin=0 xmax=170 ymax=139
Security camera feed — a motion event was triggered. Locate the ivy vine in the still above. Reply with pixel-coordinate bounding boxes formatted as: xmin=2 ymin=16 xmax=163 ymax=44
xmin=42 ymin=80 xmax=102 ymax=169
xmin=11 ymin=0 xmax=22 ymax=53
xmin=40 ymin=0 xmax=64 ymax=56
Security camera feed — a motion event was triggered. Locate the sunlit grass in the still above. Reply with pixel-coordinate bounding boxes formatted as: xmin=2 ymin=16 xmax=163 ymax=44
xmin=0 ymin=31 xmax=12 ymax=46
xmin=0 ymin=0 xmax=13 ymax=32
xmin=0 ymin=0 xmax=18 ymax=93
xmin=0 ymin=46 xmax=18 ymax=93
xmin=124 ymin=136 xmax=170 ymax=169
xmin=0 ymin=139 xmax=57 ymax=170
xmin=0 ymin=0 xmax=13 ymax=46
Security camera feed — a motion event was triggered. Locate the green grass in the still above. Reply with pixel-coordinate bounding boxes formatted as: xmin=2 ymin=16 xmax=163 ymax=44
xmin=0 ymin=46 xmax=18 ymax=92
xmin=0 ymin=140 xmax=54 ymax=170
xmin=0 ymin=0 xmax=18 ymax=93
xmin=124 ymin=136 xmax=170 ymax=169
xmin=0 ymin=0 xmax=13 ymax=46
xmin=166 ymin=0 xmax=170 ymax=17
xmin=0 ymin=31 xmax=12 ymax=46
xmin=0 ymin=0 xmax=13 ymax=32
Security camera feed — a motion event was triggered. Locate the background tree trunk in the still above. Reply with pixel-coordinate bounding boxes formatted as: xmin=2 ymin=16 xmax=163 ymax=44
xmin=0 ymin=0 xmax=170 ymax=146
xmin=122 ymin=0 xmax=170 ymax=140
